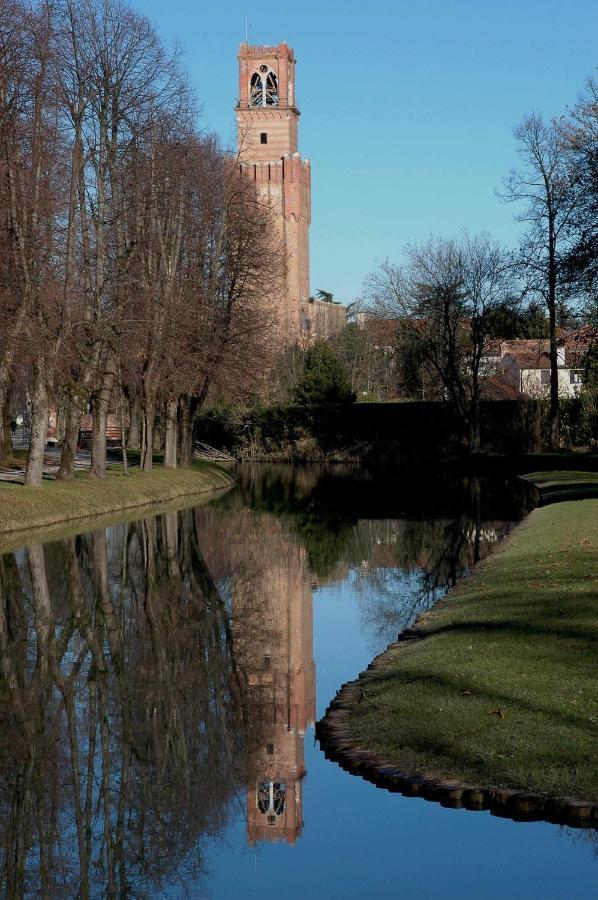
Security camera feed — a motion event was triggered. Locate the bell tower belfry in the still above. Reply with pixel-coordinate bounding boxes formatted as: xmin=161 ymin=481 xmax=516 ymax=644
xmin=236 ymin=42 xmax=311 ymax=342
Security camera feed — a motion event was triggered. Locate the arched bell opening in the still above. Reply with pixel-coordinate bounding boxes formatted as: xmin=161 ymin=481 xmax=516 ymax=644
xmin=256 ymin=780 xmax=286 ymax=820
xmin=249 ymin=66 xmax=279 ymax=107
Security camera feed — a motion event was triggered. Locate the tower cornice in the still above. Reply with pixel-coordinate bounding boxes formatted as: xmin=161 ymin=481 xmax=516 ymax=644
xmin=236 ymin=105 xmax=300 ymax=116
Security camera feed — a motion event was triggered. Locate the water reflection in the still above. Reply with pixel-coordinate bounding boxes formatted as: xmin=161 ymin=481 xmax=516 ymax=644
xmin=0 ymin=522 xmax=239 ymax=896
xmin=0 ymin=467 xmax=545 ymax=895
xmin=199 ymin=508 xmax=316 ymax=845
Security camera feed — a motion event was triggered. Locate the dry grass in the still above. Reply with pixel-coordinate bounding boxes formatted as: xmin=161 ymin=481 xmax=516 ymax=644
xmin=349 ymin=497 xmax=598 ymax=799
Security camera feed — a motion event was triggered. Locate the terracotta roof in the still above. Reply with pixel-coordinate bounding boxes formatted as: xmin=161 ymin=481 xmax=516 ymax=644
xmin=363 ymin=318 xmax=400 ymax=343
xmin=501 ymin=341 xmax=587 ymax=370
xmin=558 ymin=325 xmax=598 ymax=348
xmin=500 ymin=339 xmax=549 ymax=357
xmin=501 ymin=340 xmax=552 ymax=368
xmin=503 ymin=351 xmax=550 ymax=369
xmin=480 ymin=376 xmax=520 ymax=401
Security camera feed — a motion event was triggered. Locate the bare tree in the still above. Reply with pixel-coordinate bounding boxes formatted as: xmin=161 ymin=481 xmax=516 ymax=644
xmin=0 ymin=1 xmax=63 ymax=484
xmin=561 ymin=79 xmax=598 ymax=308
xmin=500 ymin=113 xmax=583 ymax=449
xmin=0 ymin=0 xmax=286 ymax=481
xmin=366 ymin=233 xmax=515 ymax=451
xmin=52 ymin=0 xmax=189 ymax=479
xmin=175 ymin=154 xmax=282 ymax=464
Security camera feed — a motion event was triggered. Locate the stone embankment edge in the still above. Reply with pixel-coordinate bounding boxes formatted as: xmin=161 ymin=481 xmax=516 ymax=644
xmin=316 ymin=630 xmax=598 ymax=828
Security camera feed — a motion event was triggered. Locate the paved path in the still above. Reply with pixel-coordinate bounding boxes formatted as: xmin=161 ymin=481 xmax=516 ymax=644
xmin=1 ymin=433 xmax=91 ymax=483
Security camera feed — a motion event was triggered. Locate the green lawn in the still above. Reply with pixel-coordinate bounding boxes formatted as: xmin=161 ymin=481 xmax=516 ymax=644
xmin=348 ymin=497 xmax=598 ymax=800
xmin=524 ymin=470 xmax=598 ymax=485
xmin=0 ymin=462 xmax=234 ymax=550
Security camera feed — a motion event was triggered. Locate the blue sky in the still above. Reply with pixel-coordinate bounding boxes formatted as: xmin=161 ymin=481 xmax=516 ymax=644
xmin=131 ymin=0 xmax=597 ymax=304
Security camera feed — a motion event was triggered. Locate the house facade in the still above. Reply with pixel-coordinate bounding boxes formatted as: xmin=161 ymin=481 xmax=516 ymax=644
xmin=483 ymin=336 xmax=589 ymax=400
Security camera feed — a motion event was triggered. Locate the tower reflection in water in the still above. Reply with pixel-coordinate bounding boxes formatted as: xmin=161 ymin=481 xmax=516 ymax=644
xmin=202 ymin=508 xmax=316 ymax=845
xmin=239 ymin=525 xmax=315 ymax=845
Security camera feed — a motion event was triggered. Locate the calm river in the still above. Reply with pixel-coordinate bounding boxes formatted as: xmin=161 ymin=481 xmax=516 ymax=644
xmin=0 ymin=465 xmax=596 ymax=898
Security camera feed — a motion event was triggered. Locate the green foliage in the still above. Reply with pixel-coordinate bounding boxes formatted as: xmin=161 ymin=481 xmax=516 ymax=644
xmin=396 ymin=324 xmax=425 ymax=398
xmin=315 ymin=289 xmax=334 ymax=303
xmin=559 ymin=342 xmax=598 ymax=448
xmin=487 ymin=301 xmax=549 ymax=339
xmin=292 ymin=340 xmax=355 ymax=406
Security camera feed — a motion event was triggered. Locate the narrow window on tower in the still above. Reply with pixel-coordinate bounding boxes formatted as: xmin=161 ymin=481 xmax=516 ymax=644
xmin=260 ymin=132 xmax=268 ymax=144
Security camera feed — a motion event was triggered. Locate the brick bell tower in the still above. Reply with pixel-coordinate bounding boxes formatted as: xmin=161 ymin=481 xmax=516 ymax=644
xmin=236 ymin=42 xmax=311 ymax=342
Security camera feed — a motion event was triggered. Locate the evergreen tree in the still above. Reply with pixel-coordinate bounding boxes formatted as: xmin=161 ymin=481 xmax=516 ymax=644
xmin=292 ymin=341 xmax=355 ymax=406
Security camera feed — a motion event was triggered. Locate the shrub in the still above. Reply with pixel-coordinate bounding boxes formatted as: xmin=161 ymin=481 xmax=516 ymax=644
xmin=292 ymin=341 xmax=355 ymax=406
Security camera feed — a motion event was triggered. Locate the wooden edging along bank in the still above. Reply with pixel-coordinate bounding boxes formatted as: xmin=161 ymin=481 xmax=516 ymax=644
xmin=316 ymin=627 xmax=598 ymax=829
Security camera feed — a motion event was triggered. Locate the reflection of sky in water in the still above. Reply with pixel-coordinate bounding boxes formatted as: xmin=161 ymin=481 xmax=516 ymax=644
xmin=201 ymin=571 xmax=598 ymax=900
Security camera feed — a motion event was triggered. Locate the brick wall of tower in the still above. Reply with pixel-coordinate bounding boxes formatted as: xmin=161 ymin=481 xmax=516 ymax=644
xmin=239 ymin=153 xmax=311 ymax=342
xmin=237 ymin=109 xmax=298 ymax=160
xmin=236 ymin=42 xmax=310 ymax=344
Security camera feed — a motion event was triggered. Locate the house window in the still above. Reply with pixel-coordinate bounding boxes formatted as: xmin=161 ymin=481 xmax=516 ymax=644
xmin=260 ymin=132 xmax=268 ymax=144
xmin=570 ymin=370 xmax=583 ymax=385
xmin=540 ymin=369 xmax=550 ymax=386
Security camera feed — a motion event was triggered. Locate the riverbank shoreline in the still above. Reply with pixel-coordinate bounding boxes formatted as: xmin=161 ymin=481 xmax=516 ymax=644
xmin=316 ymin=479 xmax=598 ymax=828
xmin=0 ymin=462 xmax=235 ymax=551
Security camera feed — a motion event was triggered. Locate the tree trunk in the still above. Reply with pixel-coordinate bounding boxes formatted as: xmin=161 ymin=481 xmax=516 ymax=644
xmin=56 ymin=401 xmax=66 ymax=442
xmin=163 ymin=511 xmax=179 ymax=576
xmin=90 ymin=394 xmax=108 ymax=480
xmin=140 ymin=400 xmax=155 ymax=472
xmin=24 ymin=368 xmax=49 ymax=487
xmin=164 ymin=398 xmax=178 ymax=469
xmin=177 ymin=394 xmax=198 ymax=466
xmin=548 ymin=323 xmax=560 ymax=450
xmin=0 ymin=391 xmax=12 ymax=459
xmin=469 ymin=388 xmax=481 ymax=454
xmin=0 ymin=370 xmax=15 ymax=459
xmin=548 ymin=221 xmax=560 ymax=451
xmin=59 ymin=345 xmax=101 ymax=480
xmin=153 ymin=413 xmax=163 ymax=452
xmin=119 ymin=397 xmax=128 ymax=476
xmin=0 ymin=376 xmax=8 ymax=457
xmin=57 ymin=395 xmax=81 ymax=481
xmin=90 ymin=356 xmax=117 ymax=480
xmin=127 ymin=396 xmax=140 ymax=450
xmin=27 ymin=543 xmax=53 ymax=676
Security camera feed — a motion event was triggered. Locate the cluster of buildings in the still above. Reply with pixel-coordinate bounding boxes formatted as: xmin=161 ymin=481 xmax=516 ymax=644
xmin=360 ymin=314 xmax=594 ymax=401
xmin=480 ymin=330 xmax=592 ymax=401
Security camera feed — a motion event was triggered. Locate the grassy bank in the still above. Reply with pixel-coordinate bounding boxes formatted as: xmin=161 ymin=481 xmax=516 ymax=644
xmin=521 ymin=470 xmax=598 ymax=503
xmin=0 ymin=463 xmax=234 ymax=548
xmin=346 ymin=496 xmax=598 ymax=800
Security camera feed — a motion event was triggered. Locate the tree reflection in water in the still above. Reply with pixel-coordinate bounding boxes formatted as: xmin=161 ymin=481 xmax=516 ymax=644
xmin=0 ymin=467 xmax=533 ymax=895
xmin=0 ymin=512 xmax=247 ymax=898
